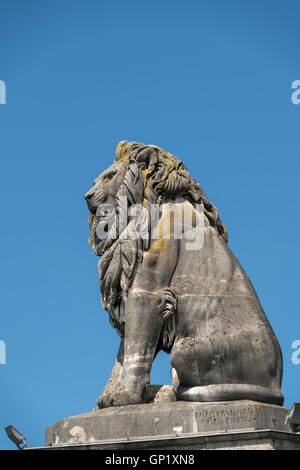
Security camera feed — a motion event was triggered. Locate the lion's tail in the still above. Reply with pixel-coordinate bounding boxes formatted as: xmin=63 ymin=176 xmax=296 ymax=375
xmin=157 ymin=288 xmax=177 ymax=354
xmin=176 ymin=383 xmax=284 ymax=406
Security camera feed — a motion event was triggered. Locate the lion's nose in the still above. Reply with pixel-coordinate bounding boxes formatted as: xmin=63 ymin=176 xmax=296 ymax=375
xmin=84 ymin=191 xmax=92 ymax=201
xmin=84 ymin=186 xmax=95 ymax=200
xmin=84 ymin=188 xmax=96 ymax=212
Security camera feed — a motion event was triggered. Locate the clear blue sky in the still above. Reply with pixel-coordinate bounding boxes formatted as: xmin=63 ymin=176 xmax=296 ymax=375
xmin=1 ymin=0 xmax=300 ymax=449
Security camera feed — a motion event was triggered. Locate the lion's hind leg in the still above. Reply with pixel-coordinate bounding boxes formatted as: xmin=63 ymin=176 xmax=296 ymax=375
xmin=170 ymin=334 xmax=284 ymax=407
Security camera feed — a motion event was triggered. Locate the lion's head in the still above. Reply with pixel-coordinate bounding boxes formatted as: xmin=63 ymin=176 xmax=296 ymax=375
xmin=85 ymin=141 xmax=228 ymax=335
xmin=84 ymin=153 xmax=128 ymax=257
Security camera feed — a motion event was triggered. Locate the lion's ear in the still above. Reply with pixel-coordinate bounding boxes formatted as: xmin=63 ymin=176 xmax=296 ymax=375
xmin=115 ymin=141 xmax=129 ymax=161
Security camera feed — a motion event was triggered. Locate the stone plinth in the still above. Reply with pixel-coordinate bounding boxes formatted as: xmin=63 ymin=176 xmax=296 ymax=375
xmin=37 ymin=430 xmax=300 ymax=451
xmin=45 ymin=400 xmax=292 ymax=448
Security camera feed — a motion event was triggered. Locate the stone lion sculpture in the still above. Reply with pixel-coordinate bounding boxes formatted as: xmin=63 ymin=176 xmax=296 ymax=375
xmin=84 ymin=141 xmax=284 ymax=408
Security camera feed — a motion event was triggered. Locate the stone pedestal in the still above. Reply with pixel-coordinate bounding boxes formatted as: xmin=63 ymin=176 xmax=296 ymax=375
xmin=41 ymin=430 xmax=300 ymax=451
xmin=43 ymin=400 xmax=300 ymax=450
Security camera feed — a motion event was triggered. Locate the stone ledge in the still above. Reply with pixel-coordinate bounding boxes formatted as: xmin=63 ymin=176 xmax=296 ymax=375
xmin=45 ymin=400 xmax=289 ymax=447
xmin=34 ymin=430 xmax=300 ymax=450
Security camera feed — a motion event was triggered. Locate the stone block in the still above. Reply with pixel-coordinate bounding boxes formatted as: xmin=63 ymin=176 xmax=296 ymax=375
xmin=45 ymin=400 xmax=290 ymax=447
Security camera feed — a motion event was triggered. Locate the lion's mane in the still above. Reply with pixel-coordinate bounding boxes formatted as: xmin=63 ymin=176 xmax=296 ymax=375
xmin=98 ymin=141 xmax=228 ymax=349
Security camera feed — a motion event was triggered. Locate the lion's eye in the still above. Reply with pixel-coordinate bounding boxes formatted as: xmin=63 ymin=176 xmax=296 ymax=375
xmin=104 ymin=171 xmax=116 ymax=181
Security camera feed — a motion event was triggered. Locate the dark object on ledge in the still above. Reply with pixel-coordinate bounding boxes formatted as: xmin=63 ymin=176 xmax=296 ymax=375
xmin=285 ymin=403 xmax=300 ymax=433
xmin=5 ymin=425 xmax=27 ymax=450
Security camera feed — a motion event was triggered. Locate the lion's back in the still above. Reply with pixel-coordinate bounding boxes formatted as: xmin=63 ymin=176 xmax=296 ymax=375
xmin=170 ymin=226 xmax=275 ymax=339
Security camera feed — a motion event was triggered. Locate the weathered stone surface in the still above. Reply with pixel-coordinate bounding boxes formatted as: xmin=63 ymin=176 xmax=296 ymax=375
xmin=45 ymin=400 xmax=289 ymax=447
xmin=144 ymin=385 xmax=176 ymax=404
xmin=84 ymin=141 xmax=284 ymax=409
xmin=40 ymin=430 xmax=300 ymax=450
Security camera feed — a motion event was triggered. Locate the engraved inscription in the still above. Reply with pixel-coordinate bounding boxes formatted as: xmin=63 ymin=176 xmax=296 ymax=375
xmin=196 ymin=406 xmax=256 ymax=429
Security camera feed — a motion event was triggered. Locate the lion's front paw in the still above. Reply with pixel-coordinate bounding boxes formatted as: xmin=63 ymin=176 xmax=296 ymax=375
xmin=111 ymin=388 xmax=144 ymax=406
xmin=98 ymin=388 xmax=144 ymax=408
xmin=97 ymin=392 xmax=113 ymax=409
